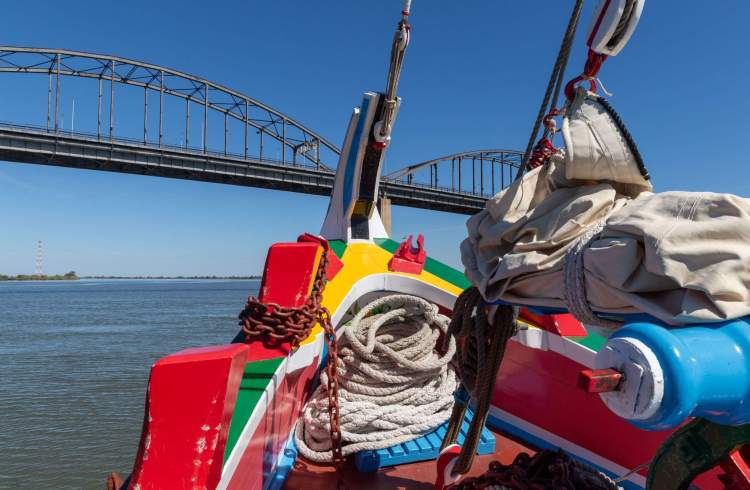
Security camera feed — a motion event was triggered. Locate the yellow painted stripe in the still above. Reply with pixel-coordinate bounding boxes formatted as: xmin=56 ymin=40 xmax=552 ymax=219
xmin=299 ymin=242 xmax=463 ymax=345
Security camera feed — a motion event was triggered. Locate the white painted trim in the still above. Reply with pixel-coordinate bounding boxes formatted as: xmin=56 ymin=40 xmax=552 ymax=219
xmin=511 ymin=327 xmax=596 ymax=367
xmin=217 ymin=340 xmax=321 ymax=489
xmin=329 ymin=273 xmax=458 ymax=327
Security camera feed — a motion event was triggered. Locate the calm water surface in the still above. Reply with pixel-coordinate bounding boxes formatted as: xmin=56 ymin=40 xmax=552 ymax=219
xmin=0 ymin=279 xmax=259 ymax=489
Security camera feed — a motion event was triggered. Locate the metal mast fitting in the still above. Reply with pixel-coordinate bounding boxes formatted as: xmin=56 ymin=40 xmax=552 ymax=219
xmin=349 ymin=1 xmax=412 ymax=240
xmin=374 ymin=0 xmax=411 ymax=148
xmin=320 ymin=1 xmax=413 ymax=241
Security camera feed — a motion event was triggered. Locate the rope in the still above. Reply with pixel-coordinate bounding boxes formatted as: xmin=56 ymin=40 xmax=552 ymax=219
xmin=440 ymin=288 xmax=518 ymax=475
xmin=295 ymin=294 xmax=458 ymax=462
xmin=517 ymin=0 xmax=585 ymax=180
xmin=563 ymin=221 xmax=622 ymax=330
xmin=597 ymin=96 xmax=649 ymax=180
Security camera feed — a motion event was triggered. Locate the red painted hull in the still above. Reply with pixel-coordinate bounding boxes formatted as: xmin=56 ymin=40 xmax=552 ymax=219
xmin=490 ymin=339 xmax=723 ymax=488
xmin=222 ymin=351 xmax=322 ymax=489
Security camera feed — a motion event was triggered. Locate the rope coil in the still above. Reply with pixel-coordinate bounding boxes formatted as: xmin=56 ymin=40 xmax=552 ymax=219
xmin=295 ymin=294 xmax=458 ymax=462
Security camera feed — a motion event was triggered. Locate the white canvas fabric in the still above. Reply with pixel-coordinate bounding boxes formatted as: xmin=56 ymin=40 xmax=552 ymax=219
xmin=461 ymin=92 xmax=750 ymax=327
xmin=562 ymin=89 xmax=651 ymax=189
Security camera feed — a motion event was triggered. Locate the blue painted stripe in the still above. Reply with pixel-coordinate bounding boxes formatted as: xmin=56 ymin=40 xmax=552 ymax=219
xmin=264 ymin=430 xmax=299 ymax=490
xmin=342 ymin=96 xmax=372 ymax=215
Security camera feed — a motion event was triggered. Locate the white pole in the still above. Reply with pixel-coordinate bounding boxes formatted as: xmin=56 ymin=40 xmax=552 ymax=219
xmin=71 ymin=99 xmax=75 ymax=133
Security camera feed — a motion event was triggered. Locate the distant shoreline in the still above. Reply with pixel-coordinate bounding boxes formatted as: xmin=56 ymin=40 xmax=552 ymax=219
xmin=0 ymin=273 xmax=78 ymax=281
xmin=1 ymin=274 xmax=260 ymax=281
xmin=81 ymin=275 xmax=261 ymax=280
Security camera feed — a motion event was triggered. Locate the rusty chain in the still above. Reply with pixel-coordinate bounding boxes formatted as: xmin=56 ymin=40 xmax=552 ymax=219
xmin=449 ymin=450 xmax=618 ymax=490
xmin=238 ymin=245 xmax=344 ymax=465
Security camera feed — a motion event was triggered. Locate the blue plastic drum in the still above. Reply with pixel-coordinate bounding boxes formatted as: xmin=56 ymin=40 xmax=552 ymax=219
xmin=595 ymin=319 xmax=750 ymax=430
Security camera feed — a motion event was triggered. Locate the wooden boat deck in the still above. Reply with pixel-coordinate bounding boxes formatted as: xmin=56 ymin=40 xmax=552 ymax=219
xmin=283 ymin=428 xmax=534 ymax=490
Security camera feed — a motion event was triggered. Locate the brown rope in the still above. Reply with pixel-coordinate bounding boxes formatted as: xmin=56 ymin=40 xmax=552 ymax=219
xmin=238 ymin=247 xmax=344 ymax=464
xmin=441 ymin=288 xmax=518 ymax=475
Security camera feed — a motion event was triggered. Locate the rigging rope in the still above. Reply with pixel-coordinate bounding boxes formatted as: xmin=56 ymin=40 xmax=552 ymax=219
xmin=295 ymin=294 xmax=458 ymax=462
xmin=517 ymin=0 xmax=585 ymax=180
xmin=440 ymin=288 xmax=518 ymax=476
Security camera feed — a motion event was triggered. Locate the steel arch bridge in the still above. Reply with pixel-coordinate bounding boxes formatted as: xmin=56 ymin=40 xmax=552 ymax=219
xmin=0 ymin=46 xmax=521 ymax=214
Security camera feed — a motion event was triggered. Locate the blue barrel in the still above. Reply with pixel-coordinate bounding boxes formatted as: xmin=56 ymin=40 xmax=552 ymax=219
xmin=602 ymin=319 xmax=750 ymax=431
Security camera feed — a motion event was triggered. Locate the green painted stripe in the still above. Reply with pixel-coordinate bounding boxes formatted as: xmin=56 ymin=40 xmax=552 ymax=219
xmin=373 ymin=237 xmax=400 ymax=254
xmin=569 ymin=332 xmax=607 ymax=352
xmin=329 ymin=240 xmax=347 ymax=259
xmin=373 ymin=240 xmax=607 ymax=351
xmin=223 ymin=356 xmax=284 ymax=465
xmin=374 ymin=238 xmax=471 ymax=290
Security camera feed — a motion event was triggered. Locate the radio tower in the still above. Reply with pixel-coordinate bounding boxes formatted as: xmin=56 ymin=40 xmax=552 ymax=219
xmin=35 ymin=240 xmax=43 ymax=276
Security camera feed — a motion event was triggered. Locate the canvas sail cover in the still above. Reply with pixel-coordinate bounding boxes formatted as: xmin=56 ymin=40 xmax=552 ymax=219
xmin=461 ymin=89 xmax=750 ymax=328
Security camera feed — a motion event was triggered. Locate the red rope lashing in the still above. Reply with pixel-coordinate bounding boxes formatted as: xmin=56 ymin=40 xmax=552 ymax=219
xmin=528 ymin=109 xmax=561 ymax=169
xmin=528 ymin=137 xmax=557 ymax=169
xmin=564 ymin=49 xmax=609 ymax=101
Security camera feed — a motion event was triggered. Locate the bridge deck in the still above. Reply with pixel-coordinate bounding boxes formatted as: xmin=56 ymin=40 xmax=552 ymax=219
xmin=0 ymin=124 xmax=488 ymax=214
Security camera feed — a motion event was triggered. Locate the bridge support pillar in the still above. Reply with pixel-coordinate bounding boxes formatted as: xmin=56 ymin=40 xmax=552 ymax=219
xmin=378 ymin=197 xmax=392 ymax=237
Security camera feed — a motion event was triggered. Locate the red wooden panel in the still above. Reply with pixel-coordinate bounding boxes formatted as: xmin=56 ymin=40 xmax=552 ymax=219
xmin=248 ymin=242 xmax=323 ymax=361
xmin=128 ymin=344 xmax=248 ymax=490
xmin=520 ymin=308 xmax=587 ymax=337
xmin=259 ymin=243 xmax=322 ymax=308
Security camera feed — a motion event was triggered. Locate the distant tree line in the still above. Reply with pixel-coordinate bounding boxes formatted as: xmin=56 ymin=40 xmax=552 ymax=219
xmin=0 ymin=271 xmax=78 ymax=281
xmin=80 ymin=275 xmax=261 ymax=280
xmin=0 ymin=272 xmax=260 ymax=281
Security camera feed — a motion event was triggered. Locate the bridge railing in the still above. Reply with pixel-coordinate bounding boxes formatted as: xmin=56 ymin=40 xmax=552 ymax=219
xmin=383 ymin=149 xmax=523 ymax=199
xmin=0 ymin=120 xmax=333 ymax=172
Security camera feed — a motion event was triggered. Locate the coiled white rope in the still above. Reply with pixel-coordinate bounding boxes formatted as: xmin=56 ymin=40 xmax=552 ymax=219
xmin=295 ymin=294 xmax=458 ymax=463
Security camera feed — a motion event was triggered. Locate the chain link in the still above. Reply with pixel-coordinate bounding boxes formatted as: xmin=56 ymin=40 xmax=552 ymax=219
xmin=450 ymin=449 xmax=619 ymax=490
xmin=238 ymin=246 xmax=344 ymax=465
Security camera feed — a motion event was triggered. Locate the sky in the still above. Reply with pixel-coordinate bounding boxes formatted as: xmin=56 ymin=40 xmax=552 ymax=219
xmin=1 ymin=1 xmax=749 ymax=276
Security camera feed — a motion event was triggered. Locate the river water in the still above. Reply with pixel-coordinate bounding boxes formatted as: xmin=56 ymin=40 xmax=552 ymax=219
xmin=0 ymin=279 xmax=259 ymax=489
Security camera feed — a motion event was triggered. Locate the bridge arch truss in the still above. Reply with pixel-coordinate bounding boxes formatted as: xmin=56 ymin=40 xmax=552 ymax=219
xmin=0 ymin=47 xmax=524 ymax=214
xmin=0 ymin=46 xmax=339 ymax=170
xmin=384 ymin=149 xmax=522 ymax=199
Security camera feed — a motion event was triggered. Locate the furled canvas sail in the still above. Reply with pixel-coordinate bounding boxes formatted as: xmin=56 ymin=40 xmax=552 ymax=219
xmin=461 ymin=88 xmax=750 ymax=327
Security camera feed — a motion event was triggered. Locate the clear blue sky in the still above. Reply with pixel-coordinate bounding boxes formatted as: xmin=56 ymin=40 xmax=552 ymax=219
xmin=1 ymin=1 xmax=748 ymax=276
